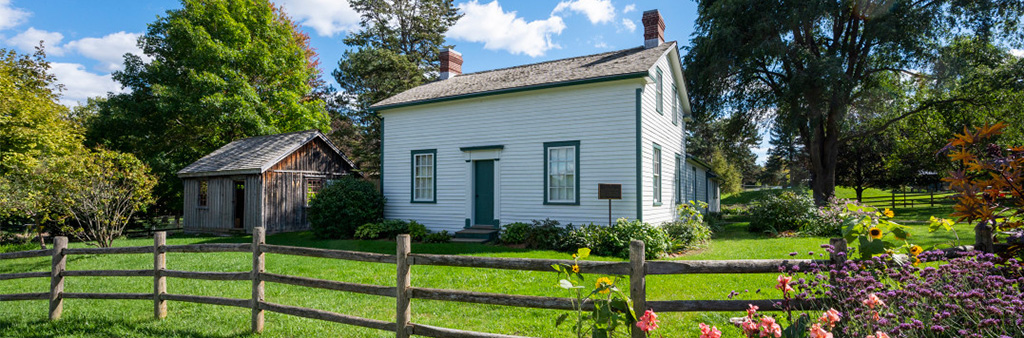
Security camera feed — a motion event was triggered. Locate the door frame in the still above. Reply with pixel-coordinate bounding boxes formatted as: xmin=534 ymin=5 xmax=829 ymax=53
xmin=232 ymin=180 xmax=245 ymax=229
xmin=461 ymin=147 xmax=502 ymax=228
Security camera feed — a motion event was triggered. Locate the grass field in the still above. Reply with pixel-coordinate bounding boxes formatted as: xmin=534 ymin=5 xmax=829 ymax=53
xmin=0 ymin=187 xmax=968 ymax=337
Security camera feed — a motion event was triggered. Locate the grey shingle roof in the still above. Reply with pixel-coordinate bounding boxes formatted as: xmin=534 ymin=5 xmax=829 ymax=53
xmin=177 ymin=130 xmax=353 ymax=177
xmin=371 ymin=42 xmax=677 ymax=110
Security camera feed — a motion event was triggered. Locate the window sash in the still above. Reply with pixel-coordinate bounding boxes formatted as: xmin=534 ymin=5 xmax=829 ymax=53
xmin=656 ymin=68 xmax=664 ymax=113
xmin=305 ymin=178 xmax=323 ymax=206
xmin=413 ymin=153 xmax=434 ymax=202
xmin=653 ymin=146 xmax=662 ymax=204
xmin=547 ymin=146 xmax=576 ymax=203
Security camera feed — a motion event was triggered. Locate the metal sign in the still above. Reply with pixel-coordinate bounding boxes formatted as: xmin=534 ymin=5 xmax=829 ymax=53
xmin=598 ymin=184 xmax=622 ymax=200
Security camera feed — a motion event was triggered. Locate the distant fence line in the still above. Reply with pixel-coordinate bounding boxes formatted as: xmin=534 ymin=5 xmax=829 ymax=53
xmin=0 ymin=230 xmax=842 ymax=338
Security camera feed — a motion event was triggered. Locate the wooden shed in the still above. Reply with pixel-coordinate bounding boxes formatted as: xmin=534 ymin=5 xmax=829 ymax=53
xmin=177 ymin=130 xmax=358 ymax=234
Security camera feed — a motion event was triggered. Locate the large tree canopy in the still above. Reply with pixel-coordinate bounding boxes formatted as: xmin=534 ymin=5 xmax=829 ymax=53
xmin=87 ymin=0 xmax=330 ymax=213
xmin=685 ymin=0 xmax=1024 ymax=204
xmin=331 ymin=0 xmax=461 ymax=176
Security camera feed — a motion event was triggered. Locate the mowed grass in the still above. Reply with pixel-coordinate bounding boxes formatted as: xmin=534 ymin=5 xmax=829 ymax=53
xmin=1 ymin=187 xmax=969 ymax=337
xmin=0 ymin=227 xmax=843 ymax=338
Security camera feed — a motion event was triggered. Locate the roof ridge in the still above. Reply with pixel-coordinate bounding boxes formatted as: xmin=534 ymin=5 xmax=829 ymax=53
xmin=228 ymin=129 xmax=319 ymax=142
xmin=457 ymin=45 xmax=644 ymax=77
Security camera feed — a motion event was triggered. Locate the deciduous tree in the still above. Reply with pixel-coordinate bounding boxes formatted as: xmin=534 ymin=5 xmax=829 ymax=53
xmin=685 ymin=0 xmax=1024 ymax=205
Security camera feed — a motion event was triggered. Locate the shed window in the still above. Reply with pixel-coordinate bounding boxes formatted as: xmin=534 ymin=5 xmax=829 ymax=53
xmin=198 ymin=180 xmax=208 ymax=207
xmin=544 ymin=141 xmax=580 ymax=205
xmin=656 ymin=67 xmax=664 ymax=114
xmin=653 ymin=144 xmax=662 ymax=205
xmin=412 ymin=150 xmax=436 ymax=203
xmin=306 ymin=178 xmax=324 ymax=206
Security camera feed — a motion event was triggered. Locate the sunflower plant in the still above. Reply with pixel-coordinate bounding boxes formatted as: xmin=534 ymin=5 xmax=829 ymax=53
xmin=552 ymin=248 xmax=637 ymax=338
xmin=841 ymin=204 xmax=918 ymax=260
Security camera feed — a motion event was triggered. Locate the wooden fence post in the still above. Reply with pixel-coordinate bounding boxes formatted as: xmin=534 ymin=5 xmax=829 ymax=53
xmin=252 ymin=227 xmax=265 ymax=333
xmin=396 ymin=234 xmax=412 ymax=338
xmin=49 ymin=236 xmax=67 ymax=320
xmin=891 ymin=191 xmax=896 ymax=209
xmin=829 ymin=238 xmax=847 ymax=264
xmin=930 ymin=190 xmax=935 ymax=207
xmin=975 ymin=222 xmax=994 ymax=253
xmin=629 ymin=240 xmax=646 ymax=338
xmin=154 ymin=231 xmax=167 ymax=319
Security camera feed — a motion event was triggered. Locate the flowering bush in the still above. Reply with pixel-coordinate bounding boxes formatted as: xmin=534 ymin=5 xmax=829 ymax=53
xmin=662 ymin=201 xmax=713 ymax=251
xmin=787 ymin=247 xmax=1024 ymax=337
xmin=748 ymin=190 xmax=818 ymax=234
xmin=801 ymin=197 xmax=869 ymax=237
xmin=552 ymin=248 xmax=636 ymax=338
xmin=840 ymin=203 xmax=917 ymax=260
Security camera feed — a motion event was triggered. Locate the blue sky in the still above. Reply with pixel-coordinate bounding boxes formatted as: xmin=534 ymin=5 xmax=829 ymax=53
xmin=0 ymin=0 xmax=770 ymax=163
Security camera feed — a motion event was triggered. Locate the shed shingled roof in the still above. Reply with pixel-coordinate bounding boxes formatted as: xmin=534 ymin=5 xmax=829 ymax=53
xmin=177 ymin=130 xmax=355 ymax=177
xmin=370 ymin=42 xmax=677 ymax=110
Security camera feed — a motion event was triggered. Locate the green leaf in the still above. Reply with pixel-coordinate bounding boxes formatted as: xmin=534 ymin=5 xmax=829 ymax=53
xmin=576 ymin=248 xmax=591 ymax=259
xmin=559 ymin=279 xmax=574 ymax=289
xmin=555 ymin=313 xmax=569 ymax=327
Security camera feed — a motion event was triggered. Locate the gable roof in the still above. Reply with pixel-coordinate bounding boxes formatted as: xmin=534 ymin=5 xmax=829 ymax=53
xmin=177 ymin=130 xmax=356 ymax=178
xmin=371 ymin=42 xmax=678 ymax=110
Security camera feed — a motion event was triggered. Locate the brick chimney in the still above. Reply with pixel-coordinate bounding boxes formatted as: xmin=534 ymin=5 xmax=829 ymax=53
xmin=642 ymin=10 xmax=665 ymax=49
xmin=439 ymin=48 xmax=462 ymax=80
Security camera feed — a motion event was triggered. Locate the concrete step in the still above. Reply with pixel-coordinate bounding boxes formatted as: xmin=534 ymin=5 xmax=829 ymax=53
xmin=468 ymin=224 xmax=498 ymax=230
xmin=454 ymin=226 xmax=499 ymax=242
xmin=450 ymin=237 xmax=489 ymax=244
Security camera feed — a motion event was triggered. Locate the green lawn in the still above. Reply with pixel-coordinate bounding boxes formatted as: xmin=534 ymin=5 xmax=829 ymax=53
xmin=0 ymin=187 xmax=969 ymax=337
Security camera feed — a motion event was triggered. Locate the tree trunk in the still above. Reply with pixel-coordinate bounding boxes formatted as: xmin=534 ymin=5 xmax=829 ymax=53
xmin=808 ymin=120 xmax=840 ymax=206
xmin=855 ymin=187 xmax=864 ymax=202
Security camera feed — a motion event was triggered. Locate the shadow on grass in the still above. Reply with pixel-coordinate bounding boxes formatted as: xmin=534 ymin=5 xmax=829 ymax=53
xmin=0 ymin=317 xmax=254 ymax=338
xmin=183 ymin=231 xmax=534 ymax=256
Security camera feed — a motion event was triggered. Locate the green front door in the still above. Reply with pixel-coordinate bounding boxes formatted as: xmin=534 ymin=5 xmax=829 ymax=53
xmin=473 ymin=160 xmax=495 ymax=225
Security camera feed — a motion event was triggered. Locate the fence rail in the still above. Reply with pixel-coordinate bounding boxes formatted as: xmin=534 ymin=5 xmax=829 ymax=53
xmin=0 ymin=229 xmax=848 ymax=338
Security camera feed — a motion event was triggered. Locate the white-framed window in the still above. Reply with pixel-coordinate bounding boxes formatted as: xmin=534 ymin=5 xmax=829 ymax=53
xmin=411 ymin=149 xmax=436 ymax=203
xmin=672 ymin=84 xmax=679 ymax=125
xmin=305 ymin=177 xmax=324 ymax=206
xmin=653 ymin=144 xmax=662 ymax=205
xmin=656 ymin=67 xmax=664 ymax=114
xmin=544 ymin=140 xmax=580 ymax=205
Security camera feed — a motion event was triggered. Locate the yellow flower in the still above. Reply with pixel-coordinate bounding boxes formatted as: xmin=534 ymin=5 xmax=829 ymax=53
xmin=869 ymin=227 xmax=883 ymax=239
xmin=572 ymin=264 xmax=580 ymax=273
xmin=595 ymin=277 xmax=613 ymax=294
xmin=913 ymin=257 xmax=921 ymax=266
xmin=572 ymin=254 xmax=577 ymax=258
xmin=883 ymin=208 xmax=894 ymax=218
xmin=910 ymin=245 xmax=923 ymax=256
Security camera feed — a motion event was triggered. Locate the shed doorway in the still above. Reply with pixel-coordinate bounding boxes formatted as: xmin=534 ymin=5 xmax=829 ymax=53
xmin=233 ymin=181 xmax=245 ymax=229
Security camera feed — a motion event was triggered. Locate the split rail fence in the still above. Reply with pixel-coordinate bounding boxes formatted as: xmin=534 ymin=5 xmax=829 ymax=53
xmin=0 ymin=229 xmax=842 ymax=338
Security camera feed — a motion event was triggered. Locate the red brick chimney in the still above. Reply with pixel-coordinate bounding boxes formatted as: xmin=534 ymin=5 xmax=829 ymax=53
xmin=439 ymin=48 xmax=462 ymax=80
xmin=642 ymin=10 xmax=665 ymax=49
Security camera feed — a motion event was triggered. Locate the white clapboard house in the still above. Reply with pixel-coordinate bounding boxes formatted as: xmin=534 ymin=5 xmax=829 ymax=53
xmin=371 ymin=10 xmax=720 ymax=239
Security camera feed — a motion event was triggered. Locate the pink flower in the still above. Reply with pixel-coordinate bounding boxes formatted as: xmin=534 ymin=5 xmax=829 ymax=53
xmin=741 ymin=318 xmax=759 ymax=336
xmin=819 ymin=308 xmax=841 ymax=327
xmin=808 ymin=323 xmax=832 ymax=338
xmin=636 ymin=309 xmax=659 ymax=332
xmin=758 ymin=316 xmax=782 ymax=337
xmin=862 ymin=293 xmax=886 ymax=309
xmin=746 ymin=304 xmax=759 ymax=318
xmin=866 ymin=331 xmax=890 ymax=338
xmin=775 ymin=275 xmax=794 ymax=294
xmin=699 ymin=323 xmax=722 ymax=338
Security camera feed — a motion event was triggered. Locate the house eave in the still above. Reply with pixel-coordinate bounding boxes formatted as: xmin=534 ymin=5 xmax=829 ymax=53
xmin=371 ymin=72 xmax=649 ymax=112
xmin=177 ymin=168 xmax=262 ymax=178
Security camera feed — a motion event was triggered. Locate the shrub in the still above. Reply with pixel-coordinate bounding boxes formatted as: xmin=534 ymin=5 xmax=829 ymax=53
xmin=523 ymin=218 xmax=572 ymax=250
xmin=423 ymin=230 xmax=452 ymax=243
xmin=662 ymin=201 xmax=712 ymax=251
xmin=747 ymin=190 xmax=816 ymax=234
xmin=800 ymin=197 xmax=867 ymax=237
xmin=564 ymin=219 xmax=670 ymax=259
xmin=499 ymin=222 xmax=530 ymax=244
xmin=308 ymin=177 xmax=385 ymax=239
xmin=354 ymin=219 xmax=428 ymax=241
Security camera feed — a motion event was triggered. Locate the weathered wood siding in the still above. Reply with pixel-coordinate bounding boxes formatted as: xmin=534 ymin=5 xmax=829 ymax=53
xmin=182 ymin=175 xmax=262 ymax=233
xmin=262 ymin=138 xmax=354 ymax=233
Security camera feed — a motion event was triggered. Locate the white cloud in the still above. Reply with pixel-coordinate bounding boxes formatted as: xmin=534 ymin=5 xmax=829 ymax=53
xmin=65 ymin=31 xmax=149 ymax=72
xmin=5 ymin=27 xmax=65 ymax=55
xmin=449 ymin=1 xmax=565 ymax=57
xmin=594 ymin=41 xmax=608 ymax=48
xmin=1011 ymin=49 xmax=1024 ymax=58
xmin=621 ymin=18 xmax=636 ymax=32
xmin=274 ymin=0 xmax=360 ymax=37
xmin=0 ymin=0 xmax=29 ymax=30
xmin=622 ymin=4 xmax=636 ymax=14
xmin=50 ymin=62 xmax=125 ymax=106
xmin=552 ymin=0 xmax=615 ymax=25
